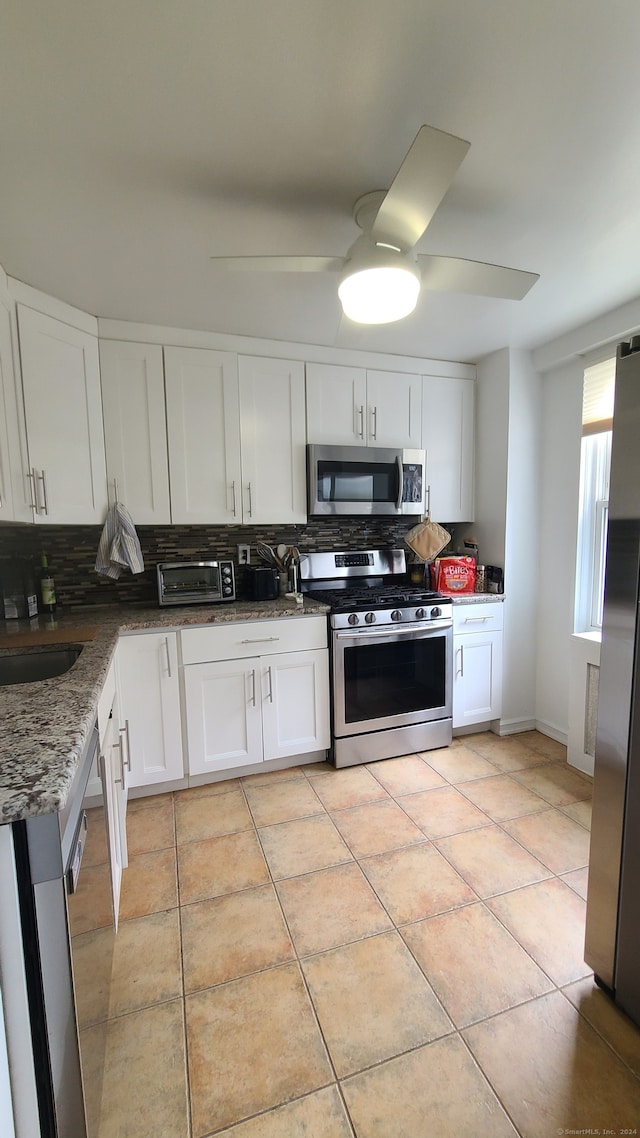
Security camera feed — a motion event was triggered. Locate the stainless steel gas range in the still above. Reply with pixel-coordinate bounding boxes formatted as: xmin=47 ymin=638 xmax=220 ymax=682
xmin=301 ymin=549 xmax=453 ymax=767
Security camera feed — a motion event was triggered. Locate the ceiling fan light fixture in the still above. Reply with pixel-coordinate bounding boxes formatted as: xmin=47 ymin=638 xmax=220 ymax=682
xmin=338 ymin=262 xmax=421 ymax=324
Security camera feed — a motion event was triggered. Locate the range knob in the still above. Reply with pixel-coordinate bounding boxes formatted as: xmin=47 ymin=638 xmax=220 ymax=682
xmin=415 ymin=607 xmax=426 ymax=620
xmin=390 ymin=609 xmax=402 ymax=622
xmin=430 ymin=606 xmax=442 ymax=618
xmin=347 ymin=613 xmax=359 ymax=626
xmin=364 ymin=612 xmax=376 ymax=624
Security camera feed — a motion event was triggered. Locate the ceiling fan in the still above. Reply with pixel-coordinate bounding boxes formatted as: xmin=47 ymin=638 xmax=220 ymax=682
xmin=210 ymin=124 xmax=539 ymax=325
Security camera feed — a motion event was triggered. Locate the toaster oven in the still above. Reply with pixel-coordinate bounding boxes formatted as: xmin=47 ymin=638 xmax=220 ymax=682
xmin=157 ymin=560 xmax=235 ymax=606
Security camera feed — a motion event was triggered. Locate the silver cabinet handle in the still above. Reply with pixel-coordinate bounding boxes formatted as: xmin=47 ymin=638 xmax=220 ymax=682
xmin=163 ymin=636 xmax=172 ymax=677
xmin=426 ymin=484 xmax=431 ymax=518
xmin=119 ymin=724 xmax=131 ymax=774
xmin=358 ymin=404 xmax=364 ymax=439
xmin=37 ymin=469 xmax=49 ymax=515
xmin=246 ymin=482 xmax=253 ymax=517
xmin=113 ymin=739 xmax=126 ymax=787
xmin=249 ymin=667 xmax=256 ymax=706
xmin=111 ymin=478 xmax=119 ymax=506
xmin=459 ymin=645 xmax=464 ymax=678
xmin=371 ymin=405 xmax=377 ymax=440
xmin=230 ymin=480 xmax=237 ymax=517
xmin=266 ymin=665 xmax=273 ymax=703
xmin=463 ymin=616 xmax=490 ymax=624
xmin=26 ymin=469 xmax=37 ymax=510
xmin=240 ymin=636 xmax=280 ymax=644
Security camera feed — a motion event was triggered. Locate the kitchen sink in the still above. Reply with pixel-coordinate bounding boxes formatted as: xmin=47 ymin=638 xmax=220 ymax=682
xmin=0 ymin=646 xmax=84 ymax=686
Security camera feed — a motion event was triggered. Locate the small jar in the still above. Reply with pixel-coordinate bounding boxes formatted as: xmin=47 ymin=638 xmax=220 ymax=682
xmin=409 ymin=563 xmax=425 ymax=586
xmin=278 ymin=571 xmax=289 ymax=597
xmin=475 ymin=565 xmax=487 ymax=593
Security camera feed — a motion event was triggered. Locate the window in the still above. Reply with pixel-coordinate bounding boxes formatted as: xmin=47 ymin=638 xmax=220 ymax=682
xmin=574 ymin=359 xmax=614 ymax=633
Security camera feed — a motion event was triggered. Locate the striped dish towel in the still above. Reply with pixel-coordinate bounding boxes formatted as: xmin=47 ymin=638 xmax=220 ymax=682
xmin=95 ymin=502 xmax=145 ymax=579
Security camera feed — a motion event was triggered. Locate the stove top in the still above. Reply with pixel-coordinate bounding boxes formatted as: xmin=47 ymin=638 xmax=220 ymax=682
xmin=307 ymin=586 xmax=448 ymax=613
xmin=301 ymin=547 xmax=453 ymax=629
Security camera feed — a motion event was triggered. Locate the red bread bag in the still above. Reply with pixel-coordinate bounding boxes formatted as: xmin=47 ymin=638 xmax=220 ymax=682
xmin=432 ymin=556 xmax=476 ymax=594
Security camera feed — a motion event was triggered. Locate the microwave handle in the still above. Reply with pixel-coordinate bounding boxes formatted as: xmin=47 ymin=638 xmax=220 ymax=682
xmin=395 ymin=455 xmax=403 ymax=510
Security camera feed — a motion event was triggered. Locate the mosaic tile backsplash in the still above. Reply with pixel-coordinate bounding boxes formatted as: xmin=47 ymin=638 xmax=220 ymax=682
xmin=0 ymin=519 xmax=462 ymax=611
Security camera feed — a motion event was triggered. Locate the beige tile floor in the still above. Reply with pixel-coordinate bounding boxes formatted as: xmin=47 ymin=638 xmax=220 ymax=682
xmin=68 ymin=730 xmax=640 ymax=1138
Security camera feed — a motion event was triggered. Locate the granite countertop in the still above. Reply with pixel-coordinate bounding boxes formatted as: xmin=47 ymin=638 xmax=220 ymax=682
xmin=0 ymin=597 xmax=329 ymax=826
xmin=450 ymin=592 xmax=505 ymax=604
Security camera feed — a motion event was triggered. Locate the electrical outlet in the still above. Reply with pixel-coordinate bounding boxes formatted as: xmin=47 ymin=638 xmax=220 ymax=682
xmin=237 ymin=544 xmax=250 ymax=565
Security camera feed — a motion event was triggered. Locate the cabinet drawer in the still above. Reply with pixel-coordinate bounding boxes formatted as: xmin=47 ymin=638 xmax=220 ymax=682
xmin=181 ymin=615 xmax=328 ymax=664
xmin=453 ymin=603 xmax=504 ymax=634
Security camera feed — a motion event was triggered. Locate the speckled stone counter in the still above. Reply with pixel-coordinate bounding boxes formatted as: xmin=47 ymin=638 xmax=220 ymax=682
xmin=0 ymin=598 xmax=329 ymax=825
xmin=450 ymin=592 xmax=505 ymax=604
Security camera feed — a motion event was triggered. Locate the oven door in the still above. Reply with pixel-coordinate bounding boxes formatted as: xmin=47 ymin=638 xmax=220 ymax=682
xmin=332 ymin=622 xmax=452 ymax=738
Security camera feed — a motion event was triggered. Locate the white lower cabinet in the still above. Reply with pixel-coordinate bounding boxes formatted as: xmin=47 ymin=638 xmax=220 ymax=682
xmin=182 ymin=617 xmax=330 ymax=776
xmin=117 ymin=631 xmax=184 ymax=787
xmin=99 ymin=689 xmax=128 ymax=931
xmin=92 ymin=657 xmax=128 ymax=929
xmin=452 ymin=603 xmax=503 ymax=728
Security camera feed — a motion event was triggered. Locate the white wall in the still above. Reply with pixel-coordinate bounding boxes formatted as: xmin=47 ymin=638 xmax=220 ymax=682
xmin=534 ymin=358 xmax=583 ymax=740
xmin=473 ymin=347 xmax=541 ymax=732
xmin=503 ymin=350 xmax=541 ymax=732
xmin=474 ymin=348 xmax=509 ymax=569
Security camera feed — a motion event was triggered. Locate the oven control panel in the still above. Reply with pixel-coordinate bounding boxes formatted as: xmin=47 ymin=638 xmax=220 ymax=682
xmin=331 ymin=599 xmax=452 ymax=630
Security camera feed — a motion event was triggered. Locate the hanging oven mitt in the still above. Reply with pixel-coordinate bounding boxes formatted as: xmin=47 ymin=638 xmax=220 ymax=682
xmin=404 ymin=519 xmax=451 ymax=563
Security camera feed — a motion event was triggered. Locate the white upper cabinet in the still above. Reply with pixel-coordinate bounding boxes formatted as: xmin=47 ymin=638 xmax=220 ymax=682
xmin=100 ymin=340 xmax=171 ymax=524
xmin=237 ymin=355 xmax=306 ymax=524
xmin=165 ymin=345 xmax=241 ymax=524
xmin=16 ymin=305 xmax=108 ymax=524
xmin=306 ymin=362 xmax=421 ymax=448
xmin=422 ymin=375 xmax=475 ymax=522
xmin=306 ymin=363 xmax=367 ymax=445
xmin=365 ymin=370 xmax=422 ymax=448
xmin=165 ymin=349 xmax=306 ymax=525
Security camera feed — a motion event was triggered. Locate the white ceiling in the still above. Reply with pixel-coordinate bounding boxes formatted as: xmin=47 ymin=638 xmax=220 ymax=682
xmin=2 ymin=0 xmax=640 ymax=364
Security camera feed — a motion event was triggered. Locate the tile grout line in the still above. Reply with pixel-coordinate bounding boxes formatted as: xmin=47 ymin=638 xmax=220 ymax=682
xmin=242 ymin=778 xmax=359 ymax=1138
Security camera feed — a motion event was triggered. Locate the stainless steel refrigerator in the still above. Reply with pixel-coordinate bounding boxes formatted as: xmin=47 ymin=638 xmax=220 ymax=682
xmin=585 ymin=336 xmax=640 ymax=1025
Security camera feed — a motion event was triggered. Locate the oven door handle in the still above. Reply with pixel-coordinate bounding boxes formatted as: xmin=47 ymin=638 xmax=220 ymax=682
xmin=335 ymin=621 xmax=452 ymax=641
xmin=395 ymin=454 xmax=404 ymax=510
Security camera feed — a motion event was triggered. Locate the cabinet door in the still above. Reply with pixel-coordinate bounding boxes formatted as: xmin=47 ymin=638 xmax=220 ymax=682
xmin=306 ymin=362 xmax=367 ymax=445
xmin=100 ymin=340 xmax=171 ymax=524
xmin=117 ymin=632 xmax=184 ymax=787
xmin=16 ymin=305 xmax=108 ymax=523
xmin=0 ymin=302 xmax=15 ymax=520
xmin=261 ymin=648 xmax=330 ymax=762
xmin=184 ymin=657 xmax=263 ymax=774
xmin=366 ymin=370 xmax=422 ymax=448
xmin=165 ymin=346 xmax=241 ymax=523
xmin=453 ymin=630 xmax=502 ymax=728
xmin=99 ymin=711 xmax=124 ymax=930
xmin=238 ymin=356 xmax=306 ymax=523
xmin=422 ymin=376 xmax=475 ymax=522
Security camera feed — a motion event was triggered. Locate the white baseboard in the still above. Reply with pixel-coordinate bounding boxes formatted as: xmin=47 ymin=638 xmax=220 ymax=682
xmin=534 ymin=719 xmax=569 ymax=746
xmin=495 ymin=718 xmax=536 ymax=737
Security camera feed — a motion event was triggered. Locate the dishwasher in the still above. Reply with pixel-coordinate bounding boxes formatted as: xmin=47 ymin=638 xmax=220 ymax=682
xmin=11 ymin=720 xmax=99 ymax=1138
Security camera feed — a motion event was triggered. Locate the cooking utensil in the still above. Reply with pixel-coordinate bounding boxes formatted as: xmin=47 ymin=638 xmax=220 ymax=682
xmin=256 ymin=542 xmax=278 ymax=568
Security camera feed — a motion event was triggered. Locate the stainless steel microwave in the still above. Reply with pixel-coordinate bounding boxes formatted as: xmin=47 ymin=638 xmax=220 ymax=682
xmin=307 ymin=444 xmax=426 ymax=517
xmin=157 ymin=560 xmax=235 ymax=606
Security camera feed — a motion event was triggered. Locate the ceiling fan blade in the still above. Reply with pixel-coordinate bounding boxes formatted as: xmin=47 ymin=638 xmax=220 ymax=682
xmin=417 ymin=254 xmax=539 ymax=300
xmin=371 ymin=124 xmax=470 ymax=250
xmin=209 ymin=255 xmax=344 ymax=273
